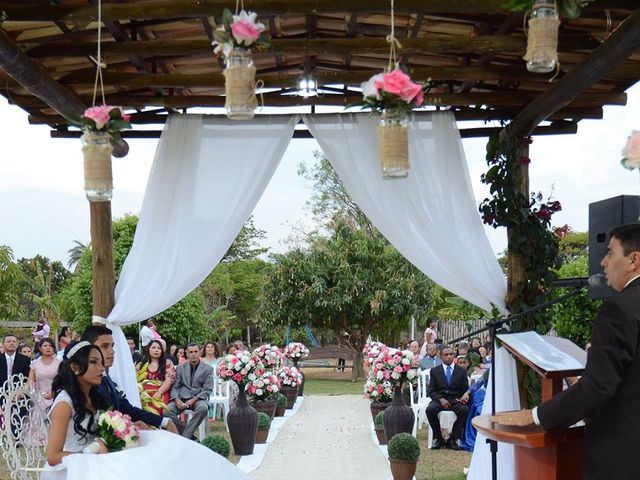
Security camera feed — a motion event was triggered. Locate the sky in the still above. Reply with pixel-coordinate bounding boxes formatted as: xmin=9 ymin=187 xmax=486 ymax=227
xmin=1 ymin=83 xmax=639 ymax=267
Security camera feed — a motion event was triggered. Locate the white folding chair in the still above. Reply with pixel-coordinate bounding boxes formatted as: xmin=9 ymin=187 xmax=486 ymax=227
xmin=183 ymin=408 xmax=207 ymax=440
xmin=208 ymin=377 xmax=230 ymax=431
xmin=427 ymin=411 xmax=458 ymax=447
xmin=409 ymin=369 xmax=431 ymax=436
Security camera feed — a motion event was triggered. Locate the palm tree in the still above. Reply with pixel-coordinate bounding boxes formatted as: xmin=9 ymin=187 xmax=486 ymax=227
xmin=67 ymin=240 xmax=90 ymax=272
xmin=23 ymin=260 xmax=60 ymax=334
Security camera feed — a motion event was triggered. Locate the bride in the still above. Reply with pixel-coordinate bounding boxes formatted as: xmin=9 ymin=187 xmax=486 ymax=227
xmin=42 ymin=341 xmax=250 ymax=480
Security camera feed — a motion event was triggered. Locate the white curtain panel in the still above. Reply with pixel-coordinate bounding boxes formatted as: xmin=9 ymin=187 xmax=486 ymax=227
xmin=302 ymin=112 xmax=508 ymax=314
xmin=467 ymin=347 xmax=520 ymax=480
xmin=105 ymin=114 xmax=298 ymax=402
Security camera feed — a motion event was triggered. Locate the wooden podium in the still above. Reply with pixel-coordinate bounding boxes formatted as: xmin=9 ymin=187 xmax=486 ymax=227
xmin=472 ymin=332 xmax=587 ymax=480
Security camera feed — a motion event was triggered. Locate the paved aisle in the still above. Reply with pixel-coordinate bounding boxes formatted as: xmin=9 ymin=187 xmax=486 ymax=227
xmin=251 ymin=395 xmax=389 ymax=480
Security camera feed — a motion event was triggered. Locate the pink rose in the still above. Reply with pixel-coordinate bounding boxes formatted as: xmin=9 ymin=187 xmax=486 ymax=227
xmin=234 ymin=373 xmax=242 ymax=382
xmin=230 ymin=11 xmax=264 ymax=46
xmin=83 ymin=105 xmax=113 ymax=130
xmin=623 ymin=131 xmax=640 ymax=159
xmin=374 ymin=69 xmax=423 ymax=104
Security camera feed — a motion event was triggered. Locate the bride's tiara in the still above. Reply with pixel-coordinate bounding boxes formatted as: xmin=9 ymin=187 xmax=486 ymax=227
xmin=65 ymin=341 xmax=91 ymax=360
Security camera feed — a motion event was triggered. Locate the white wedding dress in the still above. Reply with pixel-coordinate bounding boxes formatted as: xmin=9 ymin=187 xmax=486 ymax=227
xmin=41 ymin=391 xmax=250 ymax=480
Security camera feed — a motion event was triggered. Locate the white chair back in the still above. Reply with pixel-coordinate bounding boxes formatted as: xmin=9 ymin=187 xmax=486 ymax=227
xmin=417 ymin=368 xmax=430 ymax=401
xmin=0 ymin=374 xmax=48 ymax=480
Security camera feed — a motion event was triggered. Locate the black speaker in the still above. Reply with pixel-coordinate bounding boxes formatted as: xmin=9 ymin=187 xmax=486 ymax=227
xmin=588 ymin=195 xmax=640 ymax=299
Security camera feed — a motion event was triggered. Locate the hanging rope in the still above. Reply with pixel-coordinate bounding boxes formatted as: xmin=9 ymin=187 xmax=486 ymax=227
xmin=386 ymin=0 xmax=403 ymax=71
xmin=91 ymin=0 xmax=106 ymax=107
xmin=235 ymin=0 xmax=245 ymax=15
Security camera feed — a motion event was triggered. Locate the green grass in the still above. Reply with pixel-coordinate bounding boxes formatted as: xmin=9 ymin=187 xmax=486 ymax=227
xmin=303 ymin=378 xmax=364 ymax=395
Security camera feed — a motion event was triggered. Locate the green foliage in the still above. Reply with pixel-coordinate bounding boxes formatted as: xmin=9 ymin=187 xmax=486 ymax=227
xmin=257 ymin=412 xmax=271 ymax=429
xmin=201 ymin=434 xmax=230 ymax=458
xmin=387 ymin=432 xmax=420 ymax=462
xmin=67 ymin=240 xmax=89 ymax=271
xmin=480 ymin=132 xmax=562 ymax=329
xmin=0 ymin=246 xmax=25 ymax=320
xmin=222 ymin=216 xmax=268 ymax=263
xmin=277 ymin=392 xmax=287 ymax=406
xmin=64 ymin=215 xmax=207 ymax=343
xmin=374 ymin=410 xmax=384 ymax=429
xmin=550 ymin=234 xmax=600 ymax=348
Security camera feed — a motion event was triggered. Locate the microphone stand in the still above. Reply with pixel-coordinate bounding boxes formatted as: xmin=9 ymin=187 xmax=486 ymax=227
xmin=447 ymin=286 xmax=584 ymax=480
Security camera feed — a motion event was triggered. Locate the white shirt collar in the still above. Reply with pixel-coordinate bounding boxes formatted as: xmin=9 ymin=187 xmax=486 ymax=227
xmin=624 ymin=274 xmax=640 ymax=289
xmin=5 ymin=353 xmax=14 ymax=359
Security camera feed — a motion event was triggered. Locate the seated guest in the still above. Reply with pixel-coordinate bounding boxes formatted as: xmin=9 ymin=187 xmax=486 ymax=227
xmin=127 ymin=336 xmax=143 ymax=367
xmin=408 ymin=340 xmax=421 ymax=358
xmin=58 ymin=326 xmax=72 ymax=353
xmin=81 ymin=326 xmax=178 ymax=433
xmin=456 ymin=355 xmax=470 ymax=372
xmin=201 ymin=341 xmax=222 ymax=371
xmin=460 ymin=376 xmax=486 ymax=452
xmin=1 ymin=334 xmax=30 ymax=386
xmin=470 ymin=337 xmax=482 ymax=350
xmin=176 ymin=346 xmax=188 ymax=366
xmin=166 ymin=343 xmax=214 ymax=439
xmin=454 ymin=341 xmax=470 ymax=364
xmin=419 ymin=343 xmax=442 ymax=370
xmin=426 ymin=346 xmax=470 ymax=450
xmin=140 ymin=340 xmax=175 ymax=415
xmin=18 ymin=343 xmax=33 ymax=360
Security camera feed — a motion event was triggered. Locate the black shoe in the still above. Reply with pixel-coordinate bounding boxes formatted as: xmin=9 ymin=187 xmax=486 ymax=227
xmin=446 ymin=438 xmax=461 ymax=450
xmin=431 ymin=438 xmax=445 ymax=450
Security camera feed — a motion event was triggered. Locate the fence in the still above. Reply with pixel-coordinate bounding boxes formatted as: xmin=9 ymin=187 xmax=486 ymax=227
xmin=437 ymin=319 xmax=491 ymax=345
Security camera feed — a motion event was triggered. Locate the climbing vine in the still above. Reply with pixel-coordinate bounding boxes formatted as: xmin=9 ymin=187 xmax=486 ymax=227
xmin=479 ymin=132 xmax=562 ymax=323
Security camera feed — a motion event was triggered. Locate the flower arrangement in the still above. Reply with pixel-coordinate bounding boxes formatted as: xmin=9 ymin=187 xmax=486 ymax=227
xmin=363 ymin=375 xmax=394 ymax=403
xmin=277 ymin=366 xmax=303 ymax=388
xmin=218 ymin=350 xmax=263 ymax=385
xmin=363 ymin=341 xmax=388 ymax=368
xmin=72 ymin=105 xmax=131 ymax=136
xmin=246 ymin=370 xmax=280 ymax=401
xmin=621 ymin=131 xmax=640 ymax=170
xmin=371 ymin=348 xmax=419 ymax=387
xmin=360 ymin=69 xmax=427 ymax=120
xmin=283 ymin=342 xmax=309 ymax=360
xmin=211 ymin=9 xmax=268 ymax=60
xmin=96 ymin=410 xmax=139 ymax=451
xmin=253 ymin=344 xmax=283 ymax=368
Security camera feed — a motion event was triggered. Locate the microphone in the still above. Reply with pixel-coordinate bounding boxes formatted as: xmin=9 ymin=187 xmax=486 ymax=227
xmin=588 ymin=274 xmax=608 ymax=288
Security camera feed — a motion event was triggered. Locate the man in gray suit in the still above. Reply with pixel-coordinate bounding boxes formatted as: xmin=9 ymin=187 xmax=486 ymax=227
xmin=166 ymin=342 xmax=214 ymax=439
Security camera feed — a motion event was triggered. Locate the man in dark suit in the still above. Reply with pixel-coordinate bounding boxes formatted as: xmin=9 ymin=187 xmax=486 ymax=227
xmin=81 ymin=325 xmax=178 ymax=433
xmin=0 ymin=334 xmax=31 ymax=387
xmin=493 ymin=223 xmax=640 ymax=479
xmin=426 ymin=345 xmax=470 ymax=450
xmin=165 ymin=342 xmax=214 ymax=439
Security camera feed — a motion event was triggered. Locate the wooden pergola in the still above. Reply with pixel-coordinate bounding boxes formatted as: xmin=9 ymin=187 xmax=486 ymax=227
xmin=1 ymin=0 xmax=639 ymax=318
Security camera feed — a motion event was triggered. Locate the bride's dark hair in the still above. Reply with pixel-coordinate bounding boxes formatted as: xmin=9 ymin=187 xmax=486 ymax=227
xmin=51 ymin=341 xmax=109 ymax=443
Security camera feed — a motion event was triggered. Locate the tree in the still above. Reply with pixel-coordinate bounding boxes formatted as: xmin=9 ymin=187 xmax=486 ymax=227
xmin=67 ymin=240 xmax=90 ymax=271
xmin=261 ymin=219 xmax=435 ymax=381
xmin=0 ymin=246 xmax=25 ymax=320
xmin=64 ymin=215 xmax=208 ymax=343
xmin=17 ymin=255 xmax=71 ymax=322
xmin=222 ymin=216 xmax=268 ymax=262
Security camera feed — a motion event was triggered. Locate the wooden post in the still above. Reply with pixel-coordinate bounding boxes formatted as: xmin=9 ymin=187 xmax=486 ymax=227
xmin=89 ymin=202 xmax=115 ymax=319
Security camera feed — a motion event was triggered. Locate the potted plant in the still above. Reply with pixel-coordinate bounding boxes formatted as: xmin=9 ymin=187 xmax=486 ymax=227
xmin=248 ymin=370 xmax=280 ymax=419
xmin=253 ymin=344 xmax=283 ymax=372
xmin=387 ymin=432 xmax=420 ymax=480
xmin=201 ymin=434 xmax=231 ymax=458
xmin=255 ymin=412 xmax=271 ymax=444
xmin=275 ymin=393 xmax=287 ymax=417
xmin=375 ymin=411 xmax=387 ymax=445
xmin=277 ymin=366 xmax=303 ymax=408
xmin=283 ymin=342 xmax=309 ymax=395
xmin=218 ymin=349 xmax=263 ymax=455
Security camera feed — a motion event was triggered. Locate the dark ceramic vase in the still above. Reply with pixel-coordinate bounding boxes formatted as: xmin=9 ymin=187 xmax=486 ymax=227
xmin=370 ymin=401 xmax=391 ymax=422
xmin=382 ymin=384 xmax=415 ymax=442
xmin=227 ymin=386 xmax=258 ymax=455
xmin=280 ymin=385 xmax=298 ymax=409
xmin=251 ymin=398 xmax=277 ymax=420
xmin=293 ymin=358 xmax=305 ymax=396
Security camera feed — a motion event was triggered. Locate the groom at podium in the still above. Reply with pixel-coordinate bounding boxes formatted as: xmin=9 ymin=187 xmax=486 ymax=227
xmin=493 ymin=224 xmax=640 ymax=479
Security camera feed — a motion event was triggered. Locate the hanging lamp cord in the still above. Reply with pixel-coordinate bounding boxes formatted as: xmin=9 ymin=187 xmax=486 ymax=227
xmin=90 ymin=0 xmax=106 ymax=106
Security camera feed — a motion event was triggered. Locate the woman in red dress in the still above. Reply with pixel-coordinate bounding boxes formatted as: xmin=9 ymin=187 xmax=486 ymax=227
xmin=140 ymin=340 xmax=175 ymax=415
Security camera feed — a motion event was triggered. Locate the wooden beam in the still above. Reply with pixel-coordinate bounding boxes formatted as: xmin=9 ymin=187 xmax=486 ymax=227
xmin=0 ymin=29 xmax=84 ymax=119
xmin=89 ymin=202 xmax=115 ymax=319
xmin=11 ymin=90 xmax=626 ymax=109
xmin=49 ymin=121 xmax=578 ymax=140
xmin=509 ymin=8 xmax=640 ymax=136
xmin=26 ymin=34 xmax=600 ymax=59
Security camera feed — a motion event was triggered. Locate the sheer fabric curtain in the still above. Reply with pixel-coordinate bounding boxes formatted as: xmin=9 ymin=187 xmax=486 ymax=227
xmin=104 ymin=114 xmax=299 ymax=402
xmin=303 ymin=112 xmax=507 ymax=314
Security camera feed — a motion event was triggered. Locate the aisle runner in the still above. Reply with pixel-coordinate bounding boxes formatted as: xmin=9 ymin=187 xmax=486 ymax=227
xmin=237 ymin=397 xmax=304 ymax=473
xmin=251 ymin=395 xmax=389 ymax=480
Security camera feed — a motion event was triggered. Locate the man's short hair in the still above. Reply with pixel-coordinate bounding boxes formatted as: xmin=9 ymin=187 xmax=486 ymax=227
xmin=610 ymin=224 xmax=640 ymax=256
xmin=3 ymin=334 xmax=17 ymax=342
xmin=81 ymin=325 xmax=113 ymax=344
xmin=458 ymin=341 xmax=470 ymax=350
xmin=186 ymin=342 xmax=200 ymax=351
xmin=439 ymin=345 xmax=453 ymax=355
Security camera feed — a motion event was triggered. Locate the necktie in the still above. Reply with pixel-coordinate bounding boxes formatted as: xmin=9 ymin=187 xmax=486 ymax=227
xmin=446 ymin=365 xmax=452 ymax=386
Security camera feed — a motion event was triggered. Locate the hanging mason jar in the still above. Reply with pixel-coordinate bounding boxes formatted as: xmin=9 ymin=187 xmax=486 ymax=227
xmin=81 ymin=131 xmax=113 ymax=202
xmin=524 ymin=1 xmax=560 ymax=73
xmin=223 ymin=49 xmax=257 ymax=120
xmin=378 ymin=109 xmax=409 ymax=179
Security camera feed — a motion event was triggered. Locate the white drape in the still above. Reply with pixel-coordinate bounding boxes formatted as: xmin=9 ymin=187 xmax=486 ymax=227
xmin=302 ymin=112 xmax=508 ymax=314
xmin=105 ymin=114 xmax=298 ymax=402
xmin=467 ymin=347 xmax=520 ymax=480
